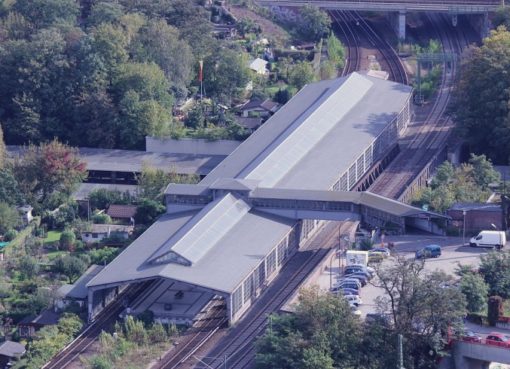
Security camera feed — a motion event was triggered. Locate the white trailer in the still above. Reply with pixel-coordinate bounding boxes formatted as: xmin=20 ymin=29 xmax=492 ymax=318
xmin=346 ymin=250 xmax=369 ymax=266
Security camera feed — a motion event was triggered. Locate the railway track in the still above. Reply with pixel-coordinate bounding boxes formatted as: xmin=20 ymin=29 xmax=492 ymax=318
xmin=164 ymin=221 xmax=353 ymax=369
xmin=42 ymin=281 xmax=151 ymax=369
xmin=329 ymin=10 xmax=361 ymax=75
xmin=330 ymin=10 xmax=408 ymax=84
xmin=154 ymin=304 xmax=228 ymax=369
xmin=369 ymin=13 xmax=471 ymax=200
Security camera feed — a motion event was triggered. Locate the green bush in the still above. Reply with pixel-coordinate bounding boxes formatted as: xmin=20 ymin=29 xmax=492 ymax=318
xmin=4 ymin=228 xmax=18 ymax=241
xmin=89 ymin=356 xmax=114 ymax=369
xmin=59 ymin=230 xmax=76 ymax=250
xmin=92 ymin=213 xmax=111 ymax=224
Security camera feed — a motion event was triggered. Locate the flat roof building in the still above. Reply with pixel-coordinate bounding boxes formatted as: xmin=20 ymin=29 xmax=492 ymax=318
xmin=88 ymin=73 xmax=435 ymax=324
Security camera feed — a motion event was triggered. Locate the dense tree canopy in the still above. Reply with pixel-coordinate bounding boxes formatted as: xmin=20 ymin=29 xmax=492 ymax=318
xmin=413 ymin=154 xmax=500 ymax=212
xmin=374 ymin=258 xmax=467 ymax=369
xmin=255 ymin=262 xmax=467 ymax=369
xmin=12 ymin=140 xmax=87 ymax=210
xmin=0 ymin=0 xmax=247 ymax=149
xmin=453 ymin=27 xmax=510 ymax=164
xmin=479 ymin=250 xmax=510 ymax=299
xmin=297 ymin=5 xmax=331 ymax=41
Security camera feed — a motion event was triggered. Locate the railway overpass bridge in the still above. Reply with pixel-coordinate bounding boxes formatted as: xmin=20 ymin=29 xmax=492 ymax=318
xmin=256 ymin=0 xmax=504 ymax=38
xmin=452 ymin=341 xmax=510 ymax=369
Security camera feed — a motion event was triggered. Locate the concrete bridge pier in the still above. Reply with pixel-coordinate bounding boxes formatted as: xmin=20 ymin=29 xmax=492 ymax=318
xmin=466 ymin=12 xmax=491 ymax=39
xmin=451 ymin=13 xmax=458 ymax=27
xmin=389 ymin=11 xmax=407 ymax=40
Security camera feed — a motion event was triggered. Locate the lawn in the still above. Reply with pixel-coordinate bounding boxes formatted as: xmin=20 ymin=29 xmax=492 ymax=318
xmin=45 ymin=250 xmax=69 ymax=261
xmin=43 ymin=231 xmax=62 ymax=245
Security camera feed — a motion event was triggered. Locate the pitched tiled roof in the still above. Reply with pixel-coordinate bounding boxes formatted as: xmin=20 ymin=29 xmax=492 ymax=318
xmin=107 ymin=205 xmax=137 ymax=219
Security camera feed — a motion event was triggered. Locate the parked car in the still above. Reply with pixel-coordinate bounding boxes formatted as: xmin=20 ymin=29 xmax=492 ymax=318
xmin=345 ymin=265 xmax=375 ymax=277
xmin=415 ymin=244 xmax=442 ymax=259
xmin=335 ymin=278 xmax=362 ymax=289
xmin=461 ymin=331 xmax=482 ymax=343
xmin=337 ymin=281 xmax=360 ymax=291
xmin=340 ymin=288 xmax=360 ymax=296
xmin=342 ymin=273 xmax=368 ymax=286
xmin=331 ymin=287 xmax=359 ymax=295
xmin=370 ymin=247 xmax=391 ymax=257
xmin=368 ymin=252 xmax=384 ymax=263
xmin=345 ymin=270 xmax=372 ymax=280
xmin=344 ymin=294 xmax=362 ymax=306
xmin=485 ymin=332 xmax=510 ymax=348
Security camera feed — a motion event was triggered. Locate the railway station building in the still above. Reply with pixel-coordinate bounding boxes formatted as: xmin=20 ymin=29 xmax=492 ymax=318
xmin=87 ymin=72 xmax=444 ymax=325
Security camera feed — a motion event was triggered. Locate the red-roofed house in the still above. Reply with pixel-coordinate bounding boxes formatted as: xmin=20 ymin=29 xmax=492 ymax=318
xmin=107 ymin=204 xmax=137 ymax=222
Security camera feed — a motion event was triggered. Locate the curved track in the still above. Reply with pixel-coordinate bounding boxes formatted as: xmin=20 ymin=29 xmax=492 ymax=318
xmin=329 ymin=10 xmax=361 ymax=75
xmin=330 ymin=10 xmax=408 ymax=84
xmin=369 ymin=14 xmax=471 ymax=200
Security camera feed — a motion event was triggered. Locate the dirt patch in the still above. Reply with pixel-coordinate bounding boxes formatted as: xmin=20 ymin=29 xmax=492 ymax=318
xmin=227 ymin=6 xmax=290 ymax=45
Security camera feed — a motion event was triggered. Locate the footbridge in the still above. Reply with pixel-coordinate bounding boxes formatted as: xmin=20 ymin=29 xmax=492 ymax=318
xmin=453 ymin=341 xmax=510 ymax=369
xmin=257 ymin=0 xmax=503 ymax=38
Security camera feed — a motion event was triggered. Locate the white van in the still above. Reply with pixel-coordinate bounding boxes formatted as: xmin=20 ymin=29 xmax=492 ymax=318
xmin=469 ymin=231 xmax=506 ymax=249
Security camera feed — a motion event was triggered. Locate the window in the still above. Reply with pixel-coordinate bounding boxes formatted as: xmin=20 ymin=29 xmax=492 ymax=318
xmin=232 ymin=286 xmax=243 ymax=314
xmin=243 ymin=278 xmax=253 ymax=303
xmin=92 ymin=233 xmax=98 ymax=239
xmin=266 ymin=249 xmax=277 ymax=275
xmin=277 ymin=239 xmax=287 ymax=266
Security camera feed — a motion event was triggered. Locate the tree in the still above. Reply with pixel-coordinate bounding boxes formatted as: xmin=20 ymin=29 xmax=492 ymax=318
xmin=374 ymin=257 xmax=466 ymax=368
xmin=13 ymin=0 xmax=79 ymax=29
xmin=135 ymin=198 xmax=165 ymax=225
xmin=137 ymin=165 xmax=170 ymax=201
xmin=87 ymin=1 xmax=125 ymax=27
xmin=113 ymin=62 xmax=173 ymax=148
xmin=326 ymin=34 xmax=345 ymax=69
xmin=255 ymin=287 xmax=360 ymax=369
xmin=468 ymin=153 xmax=500 ymax=190
xmin=413 ymin=156 xmax=499 ymax=212
xmin=88 ymin=188 xmax=132 ymax=210
xmin=133 ymin=19 xmax=193 ymax=98
xmin=452 ymin=27 xmax=510 ymax=164
xmin=0 ymin=202 xmax=19 ymax=234
xmin=288 ymin=62 xmax=315 ymax=90
xmin=320 ymin=60 xmax=336 ymax=80
xmin=493 ymin=6 xmax=510 ymax=29
xmin=203 ymin=47 xmax=250 ymax=104
xmin=0 ymin=169 xmax=24 ymax=206
xmin=12 ymin=140 xmax=87 ymax=210
xmin=460 ymin=272 xmax=489 ymax=313
xmin=54 ymin=255 xmax=87 ymax=283
xmin=59 ymin=230 xmax=76 ymax=251
xmin=479 ymin=250 xmax=510 ymax=298
xmin=185 ymin=105 xmax=205 ymax=129
xmin=18 ymin=256 xmax=40 ymax=280
xmin=298 ymin=6 xmax=331 ymax=41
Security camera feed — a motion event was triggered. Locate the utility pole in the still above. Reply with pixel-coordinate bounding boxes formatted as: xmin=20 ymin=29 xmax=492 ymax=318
xmin=397 ymin=334 xmax=405 ymax=369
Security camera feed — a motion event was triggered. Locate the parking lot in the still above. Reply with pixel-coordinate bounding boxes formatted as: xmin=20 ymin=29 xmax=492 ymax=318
xmin=314 ymin=234 xmax=493 ymax=317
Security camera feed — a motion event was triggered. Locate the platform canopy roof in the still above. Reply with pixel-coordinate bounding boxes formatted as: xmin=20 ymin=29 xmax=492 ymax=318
xmin=89 ymin=73 xmax=417 ymax=296
xmin=200 ymin=72 xmax=412 ymax=190
xmin=87 ymin=196 xmax=295 ymax=294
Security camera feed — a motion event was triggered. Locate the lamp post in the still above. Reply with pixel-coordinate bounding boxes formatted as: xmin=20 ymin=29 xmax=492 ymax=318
xmin=462 ymin=210 xmax=466 ymax=246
